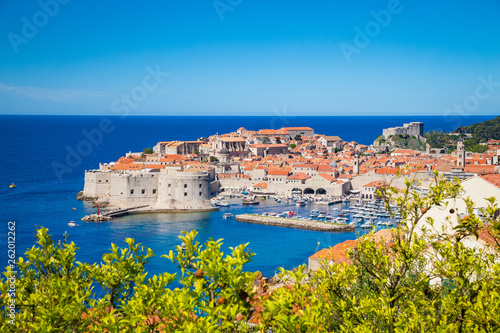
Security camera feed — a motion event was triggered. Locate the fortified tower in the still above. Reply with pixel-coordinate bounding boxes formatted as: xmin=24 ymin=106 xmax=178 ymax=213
xmin=353 ymin=155 xmax=359 ymax=175
xmin=457 ymin=140 xmax=465 ymax=167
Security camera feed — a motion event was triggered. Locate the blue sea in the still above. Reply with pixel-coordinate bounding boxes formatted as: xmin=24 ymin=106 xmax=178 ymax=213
xmin=0 ymin=115 xmax=495 ymax=278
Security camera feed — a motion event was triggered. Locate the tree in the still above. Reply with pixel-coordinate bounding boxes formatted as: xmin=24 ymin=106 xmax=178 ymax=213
xmin=143 ymin=147 xmax=153 ymax=154
xmin=3 ymin=175 xmax=500 ymax=331
xmin=275 ymin=137 xmax=282 ymax=144
xmin=294 ymin=134 xmax=302 ymax=141
xmin=1 ymin=230 xmax=256 ymax=332
xmin=256 ymin=173 xmax=500 ymax=332
xmin=290 ymin=143 xmax=297 ymax=149
xmin=210 ymin=156 xmax=219 ymax=162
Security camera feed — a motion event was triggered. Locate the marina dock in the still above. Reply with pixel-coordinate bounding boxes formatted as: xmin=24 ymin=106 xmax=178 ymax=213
xmin=235 ymin=214 xmax=356 ymax=232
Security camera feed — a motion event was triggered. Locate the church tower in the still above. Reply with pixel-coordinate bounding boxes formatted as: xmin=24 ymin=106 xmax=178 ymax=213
xmin=353 ymin=155 xmax=359 ymax=175
xmin=457 ymin=140 xmax=465 ymax=167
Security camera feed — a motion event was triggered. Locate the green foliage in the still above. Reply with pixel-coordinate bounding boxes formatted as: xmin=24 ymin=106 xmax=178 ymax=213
xmin=456 ymin=116 xmax=500 ymax=142
xmin=3 ymin=175 xmax=500 ymax=331
xmin=262 ymin=137 xmax=271 ymax=144
xmin=290 ymin=143 xmax=297 ymax=149
xmin=294 ymin=134 xmax=302 ymax=141
xmin=424 ymin=131 xmax=460 ymax=149
xmin=375 ymin=135 xmax=386 ymax=146
xmin=388 ymin=134 xmax=426 ymax=151
xmin=275 ymin=137 xmax=282 ymax=144
xmin=143 ymin=147 xmax=153 ymax=155
xmin=210 ymin=156 xmax=219 ymax=162
xmin=1 ymin=229 xmax=256 ymax=332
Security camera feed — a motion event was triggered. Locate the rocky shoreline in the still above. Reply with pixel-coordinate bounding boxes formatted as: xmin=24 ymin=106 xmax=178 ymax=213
xmin=76 ymin=191 xmax=110 ymax=208
xmin=235 ymin=214 xmax=356 ymax=232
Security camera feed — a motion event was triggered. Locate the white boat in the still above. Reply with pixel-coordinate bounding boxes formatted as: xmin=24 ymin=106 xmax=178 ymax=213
xmin=317 ymin=214 xmax=325 ymax=219
xmin=296 ymin=200 xmax=306 ymax=206
xmin=218 ymin=201 xmax=230 ymax=207
xmin=68 ymin=221 xmax=76 ymax=227
xmin=360 ymin=221 xmax=374 ymax=229
xmin=223 ymin=213 xmax=234 ymax=219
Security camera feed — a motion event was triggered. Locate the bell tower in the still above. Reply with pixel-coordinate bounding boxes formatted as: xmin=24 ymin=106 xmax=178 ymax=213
xmin=353 ymin=155 xmax=359 ymax=175
xmin=457 ymin=140 xmax=465 ymax=167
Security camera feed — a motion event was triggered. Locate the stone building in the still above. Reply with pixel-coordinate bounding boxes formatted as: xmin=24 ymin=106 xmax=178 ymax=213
xmin=317 ymin=136 xmax=343 ymax=152
xmin=382 ymin=122 xmax=424 ymax=138
xmin=283 ymin=127 xmax=314 ymax=139
xmin=82 ymin=167 xmax=215 ymax=210
xmin=153 ymin=141 xmax=202 ymax=155
xmin=457 ymin=140 xmax=465 ymax=167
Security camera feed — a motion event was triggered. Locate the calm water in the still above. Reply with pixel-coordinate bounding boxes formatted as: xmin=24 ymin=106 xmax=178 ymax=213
xmin=0 ymin=115 xmax=495 ymax=277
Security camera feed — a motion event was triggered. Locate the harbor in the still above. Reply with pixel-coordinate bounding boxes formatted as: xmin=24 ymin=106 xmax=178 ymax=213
xmin=235 ymin=214 xmax=355 ymax=232
xmin=212 ymin=192 xmax=399 ymax=232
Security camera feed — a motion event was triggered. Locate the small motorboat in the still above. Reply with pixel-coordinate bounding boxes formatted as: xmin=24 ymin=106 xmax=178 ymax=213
xmin=68 ymin=221 xmax=76 ymax=227
xmin=243 ymin=199 xmax=260 ymax=205
xmin=223 ymin=213 xmax=234 ymax=219
xmin=9 ymin=183 xmax=16 ymax=188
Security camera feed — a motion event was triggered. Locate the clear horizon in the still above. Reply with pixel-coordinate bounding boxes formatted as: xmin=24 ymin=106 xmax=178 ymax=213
xmin=1 ymin=1 xmax=499 ymax=116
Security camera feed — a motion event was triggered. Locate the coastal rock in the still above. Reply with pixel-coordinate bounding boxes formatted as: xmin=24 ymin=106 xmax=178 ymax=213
xmin=235 ymin=214 xmax=355 ymax=232
xmin=76 ymin=191 xmax=98 ymax=201
xmin=81 ymin=214 xmax=111 ymax=222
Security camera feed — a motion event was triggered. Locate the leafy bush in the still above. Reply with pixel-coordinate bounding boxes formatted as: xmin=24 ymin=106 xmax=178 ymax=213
xmin=2 ymin=175 xmax=500 ymax=331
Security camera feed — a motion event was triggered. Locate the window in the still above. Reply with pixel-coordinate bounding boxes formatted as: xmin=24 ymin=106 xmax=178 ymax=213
xmin=199 ymin=184 xmax=202 ymax=188
xmin=153 ymin=189 xmax=157 ymax=194
xmin=199 ymin=192 xmax=202 ymax=196
xmin=130 ymin=190 xmax=134 ymax=194
xmin=106 ymin=180 xmax=108 ymax=182
xmin=98 ymin=180 xmax=101 ymax=183
xmin=142 ymin=189 xmax=145 ymax=194
xmin=184 ymin=184 xmax=187 ymax=188
xmin=168 ymin=184 xmax=171 ymax=188
xmin=184 ymin=193 xmax=188 ymax=196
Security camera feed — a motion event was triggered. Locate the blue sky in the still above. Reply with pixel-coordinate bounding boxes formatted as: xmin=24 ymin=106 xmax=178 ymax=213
xmin=0 ymin=0 xmax=499 ymax=116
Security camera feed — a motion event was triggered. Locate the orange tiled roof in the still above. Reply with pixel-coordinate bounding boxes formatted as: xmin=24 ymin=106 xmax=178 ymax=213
xmin=287 ymin=172 xmax=311 ymax=180
xmin=479 ymin=174 xmax=500 ymax=188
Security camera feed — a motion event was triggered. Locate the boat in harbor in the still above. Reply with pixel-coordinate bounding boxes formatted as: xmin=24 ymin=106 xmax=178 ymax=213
xmin=360 ymin=221 xmax=374 ymax=229
xmin=296 ymin=200 xmax=306 ymax=206
xmin=243 ymin=197 xmax=260 ymax=205
xmin=223 ymin=213 xmax=234 ymax=219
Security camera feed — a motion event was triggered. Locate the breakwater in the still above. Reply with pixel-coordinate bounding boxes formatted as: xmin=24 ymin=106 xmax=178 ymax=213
xmin=235 ymin=214 xmax=356 ymax=232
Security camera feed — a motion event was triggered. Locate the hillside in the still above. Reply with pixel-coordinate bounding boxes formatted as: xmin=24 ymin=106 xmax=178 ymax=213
xmin=455 ymin=116 xmax=500 ymax=142
xmin=374 ymin=134 xmax=426 ymax=151
xmin=423 ymin=116 xmax=500 ymax=153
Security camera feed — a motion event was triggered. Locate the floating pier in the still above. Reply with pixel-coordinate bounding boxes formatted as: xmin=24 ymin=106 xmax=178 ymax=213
xmin=235 ymin=214 xmax=355 ymax=232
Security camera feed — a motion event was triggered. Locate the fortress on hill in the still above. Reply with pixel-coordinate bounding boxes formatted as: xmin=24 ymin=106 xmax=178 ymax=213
xmin=382 ymin=122 xmax=424 ymax=138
